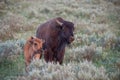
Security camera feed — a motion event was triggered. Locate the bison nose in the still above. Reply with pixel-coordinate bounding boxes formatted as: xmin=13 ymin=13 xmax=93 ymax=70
xmin=69 ymin=36 xmax=74 ymax=43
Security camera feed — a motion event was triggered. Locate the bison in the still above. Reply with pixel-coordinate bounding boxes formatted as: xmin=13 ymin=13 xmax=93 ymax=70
xmin=24 ymin=36 xmax=44 ymax=71
xmin=36 ymin=17 xmax=75 ymax=64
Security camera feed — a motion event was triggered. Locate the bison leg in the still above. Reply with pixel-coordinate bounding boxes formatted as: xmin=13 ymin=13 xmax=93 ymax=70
xmin=44 ymin=48 xmax=53 ymax=62
xmin=56 ymin=48 xmax=65 ymax=64
xmin=44 ymin=49 xmax=49 ymax=62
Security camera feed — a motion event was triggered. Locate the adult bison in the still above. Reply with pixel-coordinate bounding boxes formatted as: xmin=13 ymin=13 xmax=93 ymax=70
xmin=36 ymin=17 xmax=74 ymax=64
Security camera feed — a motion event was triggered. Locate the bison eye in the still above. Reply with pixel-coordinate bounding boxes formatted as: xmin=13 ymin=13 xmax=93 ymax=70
xmin=34 ymin=43 xmax=37 ymax=46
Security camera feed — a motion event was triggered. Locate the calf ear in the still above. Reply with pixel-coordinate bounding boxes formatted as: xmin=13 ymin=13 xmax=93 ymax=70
xmin=30 ymin=36 xmax=34 ymax=39
xmin=29 ymin=36 xmax=34 ymax=44
xmin=29 ymin=40 xmax=33 ymax=44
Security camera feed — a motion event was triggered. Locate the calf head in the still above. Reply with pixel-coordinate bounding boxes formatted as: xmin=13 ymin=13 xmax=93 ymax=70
xmin=56 ymin=17 xmax=75 ymax=44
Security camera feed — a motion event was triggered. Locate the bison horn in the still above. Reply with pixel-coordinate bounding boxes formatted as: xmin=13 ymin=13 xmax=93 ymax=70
xmin=56 ymin=19 xmax=63 ymax=26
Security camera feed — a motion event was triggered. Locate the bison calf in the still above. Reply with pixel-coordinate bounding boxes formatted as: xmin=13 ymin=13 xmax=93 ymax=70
xmin=24 ymin=36 xmax=44 ymax=71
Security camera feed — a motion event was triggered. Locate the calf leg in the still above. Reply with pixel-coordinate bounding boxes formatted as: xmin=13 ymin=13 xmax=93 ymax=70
xmin=25 ymin=58 xmax=31 ymax=72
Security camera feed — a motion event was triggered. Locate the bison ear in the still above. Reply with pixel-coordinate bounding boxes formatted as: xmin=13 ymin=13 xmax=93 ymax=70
xmin=56 ymin=19 xmax=63 ymax=26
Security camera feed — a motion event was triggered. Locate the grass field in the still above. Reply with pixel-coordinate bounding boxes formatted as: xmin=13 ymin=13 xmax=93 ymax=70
xmin=0 ymin=0 xmax=120 ymax=80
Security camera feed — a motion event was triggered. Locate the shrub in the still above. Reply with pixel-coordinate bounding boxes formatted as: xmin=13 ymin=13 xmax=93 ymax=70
xmin=0 ymin=39 xmax=25 ymax=61
xmin=74 ymin=27 xmax=118 ymax=50
xmin=17 ymin=60 xmax=109 ymax=80
xmin=0 ymin=12 xmax=34 ymax=40
xmin=65 ymin=45 xmax=103 ymax=62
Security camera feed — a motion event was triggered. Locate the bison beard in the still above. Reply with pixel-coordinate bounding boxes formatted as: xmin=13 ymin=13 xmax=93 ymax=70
xmin=36 ymin=17 xmax=74 ymax=64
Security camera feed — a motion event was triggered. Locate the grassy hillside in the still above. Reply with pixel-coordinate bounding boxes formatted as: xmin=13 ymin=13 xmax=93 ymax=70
xmin=0 ymin=0 xmax=120 ymax=80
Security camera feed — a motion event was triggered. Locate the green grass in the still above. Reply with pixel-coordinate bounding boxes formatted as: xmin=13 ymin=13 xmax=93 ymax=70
xmin=93 ymin=50 xmax=120 ymax=80
xmin=0 ymin=54 xmax=25 ymax=79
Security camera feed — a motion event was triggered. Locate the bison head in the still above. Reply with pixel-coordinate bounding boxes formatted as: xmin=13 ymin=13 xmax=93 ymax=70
xmin=56 ymin=18 xmax=75 ymax=44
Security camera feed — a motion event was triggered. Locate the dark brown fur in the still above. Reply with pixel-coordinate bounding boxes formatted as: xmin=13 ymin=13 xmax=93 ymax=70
xmin=36 ymin=17 xmax=74 ymax=64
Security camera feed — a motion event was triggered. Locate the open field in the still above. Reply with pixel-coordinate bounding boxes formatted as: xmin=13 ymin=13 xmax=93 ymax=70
xmin=0 ymin=0 xmax=120 ymax=80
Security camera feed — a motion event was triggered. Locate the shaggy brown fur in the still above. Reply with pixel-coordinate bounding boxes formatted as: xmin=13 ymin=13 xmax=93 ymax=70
xmin=36 ymin=17 xmax=74 ymax=64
